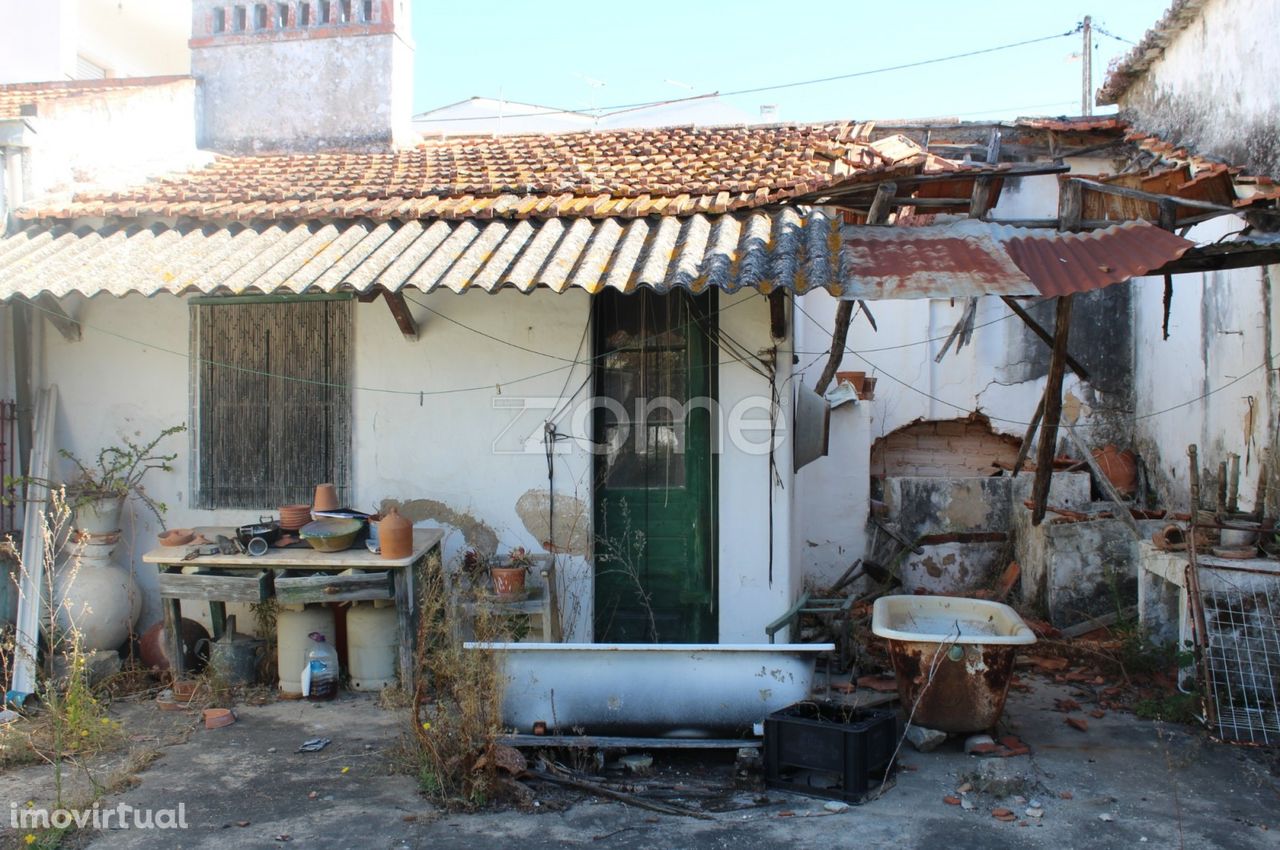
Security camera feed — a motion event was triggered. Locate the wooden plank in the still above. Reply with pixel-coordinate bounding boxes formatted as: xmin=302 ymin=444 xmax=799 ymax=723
xmin=1065 ymin=427 xmax=1142 ymax=540
xmin=156 ymin=569 xmax=272 ymax=603
xmin=813 ymin=182 xmax=894 ymax=396
xmin=1072 ymin=177 xmax=1280 ymax=220
xmin=1011 ymin=395 xmax=1045 ymax=478
xmin=1000 ymin=296 xmax=1090 ymax=380
xmin=768 ymin=290 xmax=788 ymax=341
xmin=143 ymin=527 xmax=444 ymax=569
xmin=501 ymin=734 xmax=761 ymax=750
xmin=274 ymin=569 xmax=394 ymax=604
xmin=9 ymin=387 xmax=57 ymax=698
xmin=865 ymin=181 xmax=897 ymax=224
xmin=814 ymin=301 xmax=854 ymax=396
xmin=1030 ymin=297 xmax=1073 ymax=526
xmin=381 ymin=290 xmax=419 ymax=341
xmin=31 ymin=294 xmax=81 ymax=342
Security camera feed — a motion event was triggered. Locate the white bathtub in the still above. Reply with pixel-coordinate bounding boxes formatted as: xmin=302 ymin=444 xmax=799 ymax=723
xmin=464 ymin=642 xmax=833 ymax=736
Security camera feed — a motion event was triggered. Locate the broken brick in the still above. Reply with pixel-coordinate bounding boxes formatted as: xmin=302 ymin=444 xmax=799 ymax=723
xmin=856 ymin=675 xmax=899 ymax=693
xmin=1053 ymin=698 xmax=1082 ymax=713
xmin=1065 ymin=717 xmax=1089 ymax=732
xmin=1090 ymin=710 xmax=1106 ymax=719
xmin=943 ymin=795 xmax=961 ymax=805
xmin=1059 ymin=791 xmax=1074 ymax=800
xmin=992 ymin=807 xmax=1017 ymax=822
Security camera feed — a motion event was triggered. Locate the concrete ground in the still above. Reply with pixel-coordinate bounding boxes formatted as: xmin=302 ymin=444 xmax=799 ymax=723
xmin=2 ymin=676 xmax=1277 ymax=849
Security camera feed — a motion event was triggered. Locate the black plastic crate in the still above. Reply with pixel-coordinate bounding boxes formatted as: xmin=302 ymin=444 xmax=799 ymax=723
xmin=764 ymin=702 xmax=899 ymax=803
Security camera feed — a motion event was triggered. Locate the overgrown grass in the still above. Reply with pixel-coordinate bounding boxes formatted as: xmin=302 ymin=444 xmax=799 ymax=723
xmin=408 ymin=552 xmax=508 ymax=808
xmin=1134 ymin=691 xmax=1200 ymax=725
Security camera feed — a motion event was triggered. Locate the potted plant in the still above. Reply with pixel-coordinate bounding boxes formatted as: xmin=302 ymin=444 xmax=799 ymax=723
xmin=5 ymin=424 xmax=186 ymax=533
xmin=490 ymin=546 xmax=533 ymax=600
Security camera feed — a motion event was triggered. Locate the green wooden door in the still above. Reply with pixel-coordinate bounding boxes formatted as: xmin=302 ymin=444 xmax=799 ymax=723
xmin=593 ymin=289 xmax=716 ymax=644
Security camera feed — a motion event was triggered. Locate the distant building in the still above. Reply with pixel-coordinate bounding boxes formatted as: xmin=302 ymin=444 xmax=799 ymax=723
xmin=413 ymin=93 xmax=756 ymax=136
xmin=0 ymin=0 xmax=189 ymax=84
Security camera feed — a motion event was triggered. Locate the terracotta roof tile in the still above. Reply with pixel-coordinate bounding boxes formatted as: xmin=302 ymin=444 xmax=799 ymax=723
xmin=17 ymin=122 xmax=990 ymax=223
xmin=0 ymin=75 xmax=192 ymax=119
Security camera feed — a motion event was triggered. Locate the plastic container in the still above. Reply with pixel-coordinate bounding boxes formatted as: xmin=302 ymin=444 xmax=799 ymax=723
xmin=765 ymin=702 xmax=898 ymax=803
xmin=277 ymin=604 xmax=336 ymax=694
xmin=872 ymin=595 xmax=1035 ymax=733
xmin=347 ymin=601 xmax=398 ymax=691
xmin=303 ymin=631 xmax=339 ymax=701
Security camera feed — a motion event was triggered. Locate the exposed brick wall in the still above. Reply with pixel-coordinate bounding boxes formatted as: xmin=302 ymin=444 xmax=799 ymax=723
xmin=870 ymin=417 xmax=1020 ymax=478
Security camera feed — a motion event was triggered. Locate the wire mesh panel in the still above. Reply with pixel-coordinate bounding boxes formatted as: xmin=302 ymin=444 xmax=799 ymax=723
xmin=191 ymin=298 xmax=352 ymax=509
xmin=1198 ymin=567 xmax=1280 ymax=745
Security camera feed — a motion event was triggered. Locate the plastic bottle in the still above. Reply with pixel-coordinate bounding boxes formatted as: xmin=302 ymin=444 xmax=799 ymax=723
xmin=302 ymin=631 xmax=339 ymax=701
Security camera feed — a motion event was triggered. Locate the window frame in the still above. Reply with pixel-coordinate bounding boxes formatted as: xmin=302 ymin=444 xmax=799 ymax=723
xmin=188 ymin=293 xmax=354 ymax=510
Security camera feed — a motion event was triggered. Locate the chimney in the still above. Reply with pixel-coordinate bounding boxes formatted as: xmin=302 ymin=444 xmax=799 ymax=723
xmin=189 ymin=1 xmax=414 ymax=152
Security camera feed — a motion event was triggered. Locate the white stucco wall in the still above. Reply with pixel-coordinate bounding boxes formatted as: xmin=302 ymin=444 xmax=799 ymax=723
xmin=1116 ymin=0 xmax=1280 ymax=178
xmin=36 ymin=287 xmax=799 ymax=644
xmin=1131 ymin=216 xmax=1277 ymax=510
xmin=0 ymin=0 xmax=76 ymax=83
xmin=23 ymin=79 xmax=200 ymax=200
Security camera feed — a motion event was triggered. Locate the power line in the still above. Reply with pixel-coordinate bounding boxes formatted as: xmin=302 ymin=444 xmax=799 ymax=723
xmin=789 ymin=295 xmax=1274 ymax=428
xmin=1093 ymin=24 xmax=1136 ymax=46
xmin=414 ymin=28 xmax=1082 ymax=125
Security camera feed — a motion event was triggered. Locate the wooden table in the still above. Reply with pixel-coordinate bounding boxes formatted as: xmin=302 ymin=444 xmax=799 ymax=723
xmin=143 ymin=528 xmax=444 ymax=689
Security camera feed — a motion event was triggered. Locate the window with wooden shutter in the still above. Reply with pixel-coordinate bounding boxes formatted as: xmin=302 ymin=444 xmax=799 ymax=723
xmin=190 ymin=297 xmax=352 ymax=509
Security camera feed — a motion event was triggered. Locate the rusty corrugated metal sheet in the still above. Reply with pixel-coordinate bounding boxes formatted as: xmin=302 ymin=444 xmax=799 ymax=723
xmin=0 ymin=214 xmax=1194 ymax=302
xmin=836 ymin=219 xmax=1193 ymax=299
xmin=1003 ymin=221 xmax=1194 ymax=297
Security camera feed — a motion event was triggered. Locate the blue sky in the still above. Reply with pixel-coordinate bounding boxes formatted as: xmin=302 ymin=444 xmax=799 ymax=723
xmin=411 ymin=0 xmax=1171 ymax=123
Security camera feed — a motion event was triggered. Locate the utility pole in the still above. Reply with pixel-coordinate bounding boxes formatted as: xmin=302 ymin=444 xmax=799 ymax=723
xmin=1081 ymin=16 xmax=1093 ymax=116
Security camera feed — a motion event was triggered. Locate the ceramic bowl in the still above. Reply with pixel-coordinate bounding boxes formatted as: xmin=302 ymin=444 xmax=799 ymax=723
xmin=299 ymin=518 xmax=362 ymax=552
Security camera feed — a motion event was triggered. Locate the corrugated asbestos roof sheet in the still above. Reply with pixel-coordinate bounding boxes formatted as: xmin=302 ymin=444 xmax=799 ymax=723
xmin=0 ymin=213 xmax=1192 ymax=301
xmin=14 ymin=124 xmax=995 ymax=223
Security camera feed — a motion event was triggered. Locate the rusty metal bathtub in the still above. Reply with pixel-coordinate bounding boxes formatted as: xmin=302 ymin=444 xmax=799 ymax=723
xmin=872 ymin=595 xmax=1035 ymax=734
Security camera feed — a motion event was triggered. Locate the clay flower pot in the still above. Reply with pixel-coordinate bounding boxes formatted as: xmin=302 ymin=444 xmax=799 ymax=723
xmin=490 ymin=566 xmax=527 ymax=600
xmin=1091 ymin=445 xmax=1137 ymax=497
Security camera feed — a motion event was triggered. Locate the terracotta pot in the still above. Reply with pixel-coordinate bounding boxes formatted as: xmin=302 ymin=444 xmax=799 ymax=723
xmin=378 ymin=507 xmax=412 ymax=560
xmin=313 ymin=483 xmax=339 ymax=512
xmin=1091 ymin=445 xmax=1137 ymax=497
xmin=139 ymin=619 xmax=210 ymax=673
xmin=203 ymin=708 xmax=236 ymax=729
xmin=835 ymin=371 xmax=866 ymax=393
xmin=490 ymin=566 xmax=527 ymax=599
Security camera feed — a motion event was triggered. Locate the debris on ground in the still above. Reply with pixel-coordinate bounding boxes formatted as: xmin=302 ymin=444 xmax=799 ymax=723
xmin=905 ymin=725 xmax=947 ymax=753
xmin=969 ymin=757 xmax=1031 ymax=798
xmin=297 ymin=737 xmax=331 ymax=752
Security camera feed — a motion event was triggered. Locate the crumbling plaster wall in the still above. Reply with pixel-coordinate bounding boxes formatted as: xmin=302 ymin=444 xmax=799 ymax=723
xmin=791 ymin=158 xmax=1135 ymax=584
xmin=1116 ymin=0 xmax=1280 ymax=180
xmin=1131 ymin=215 xmax=1277 ymax=511
xmin=35 ymin=286 xmax=797 ymax=644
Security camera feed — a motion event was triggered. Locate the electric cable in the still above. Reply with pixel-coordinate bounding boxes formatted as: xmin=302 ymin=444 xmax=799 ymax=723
xmin=414 ymin=28 xmax=1082 ymax=124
